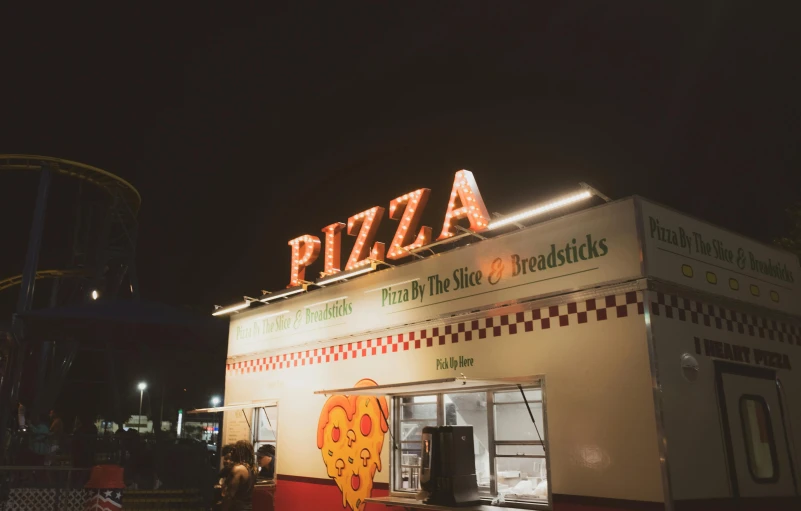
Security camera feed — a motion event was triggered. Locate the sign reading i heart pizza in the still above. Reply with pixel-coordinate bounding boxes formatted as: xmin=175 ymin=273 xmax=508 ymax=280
xmin=316 ymin=379 xmax=389 ymax=511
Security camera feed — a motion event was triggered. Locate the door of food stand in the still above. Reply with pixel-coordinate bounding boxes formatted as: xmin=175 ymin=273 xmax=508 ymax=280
xmin=715 ymin=362 xmax=798 ymax=498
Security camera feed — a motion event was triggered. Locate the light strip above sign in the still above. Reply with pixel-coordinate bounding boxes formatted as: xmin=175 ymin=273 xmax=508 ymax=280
xmin=212 ymin=301 xmax=251 ymax=316
xmin=260 ymin=285 xmax=306 ymax=303
xmin=488 ymin=189 xmax=593 ymax=231
xmin=315 ymin=261 xmax=377 ymax=287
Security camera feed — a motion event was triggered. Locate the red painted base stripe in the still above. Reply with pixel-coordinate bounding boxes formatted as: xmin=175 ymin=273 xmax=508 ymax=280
xmin=271 ymin=477 xmax=672 ymax=511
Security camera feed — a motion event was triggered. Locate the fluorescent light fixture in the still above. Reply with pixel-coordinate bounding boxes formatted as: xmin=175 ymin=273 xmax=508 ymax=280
xmin=260 ymin=286 xmax=306 ymax=303
xmin=363 ymin=278 xmax=419 ymax=294
xmin=487 ymin=190 xmax=593 ymax=230
xmin=212 ymin=301 xmax=251 ymax=316
xmin=307 ymin=296 xmax=348 ymax=308
xmin=316 ymin=264 xmax=376 ymax=287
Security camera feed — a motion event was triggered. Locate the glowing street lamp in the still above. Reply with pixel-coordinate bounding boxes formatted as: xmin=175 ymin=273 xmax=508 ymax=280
xmin=211 ymin=396 xmax=221 ymax=406
xmin=137 ymin=382 xmax=147 ymax=433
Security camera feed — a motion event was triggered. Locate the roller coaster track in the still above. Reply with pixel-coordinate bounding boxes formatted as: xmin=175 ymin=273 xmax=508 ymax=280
xmin=0 ymin=154 xmax=141 ymax=213
xmin=0 ymin=155 xmax=140 ymax=300
xmin=0 ymin=269 xmax=91 ymax=293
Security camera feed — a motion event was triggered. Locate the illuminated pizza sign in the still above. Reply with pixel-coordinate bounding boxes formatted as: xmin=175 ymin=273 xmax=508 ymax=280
xmin=287 ymin=169 xmax=489 ymax=287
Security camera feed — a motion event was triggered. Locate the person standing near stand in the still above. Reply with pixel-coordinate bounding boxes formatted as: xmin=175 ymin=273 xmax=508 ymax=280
xmin=254 ymin=444 xmax=276 ymax=511
xmin=17 ymin=402 xmax=26 ymax=430
xmin=71 ymin=413 xmax=98 ymax=485
xmin=213 ymin=444 xmax=235 ymax=511
xmin=222 ymin=440 xmax=256 ymax=511
xmin=29 ymin=414 xmax=50 ymax=457
xmin=255 ymin=444 xmax=275 ymax=481
xmin=49 ymin=409 xmax=64 ymax=453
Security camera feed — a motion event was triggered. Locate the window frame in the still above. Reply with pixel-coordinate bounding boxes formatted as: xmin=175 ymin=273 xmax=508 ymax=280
xmin=251 ymin=405 xmax=279 ymax=482
xmin=389 ymin=382 xmax=549 ymax=508
xmin=393 ymin=395 xmax=442 ymax=491
xmin=738 ymin=394 xmax=779 ymax=484
xmin=442 ymin=391 xmax=492 ymax=496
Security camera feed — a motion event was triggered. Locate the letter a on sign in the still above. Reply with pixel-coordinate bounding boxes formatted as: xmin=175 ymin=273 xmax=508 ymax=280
xmin=288 ymin=235 xmax=321 ymax=287
xmin=438 ymin=169 xmax=490 ymax=240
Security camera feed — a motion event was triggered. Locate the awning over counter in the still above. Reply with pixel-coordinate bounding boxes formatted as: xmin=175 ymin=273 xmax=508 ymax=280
xmin=187 ymin=398 xmax=278 ymax=414
xmin=314 ymin=376 xmax=539 ymax=396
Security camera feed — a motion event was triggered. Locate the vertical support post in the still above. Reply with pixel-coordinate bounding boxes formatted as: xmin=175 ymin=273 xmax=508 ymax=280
xmin=16 ymin=164 xmax=52 ymax=315
xmin=0 ymin=165 xmax=52 ymax=451
xmin=32 ymin=275 xmax=61 ymax=417
xmin=33 ymin=341 xmax=52 ymax=414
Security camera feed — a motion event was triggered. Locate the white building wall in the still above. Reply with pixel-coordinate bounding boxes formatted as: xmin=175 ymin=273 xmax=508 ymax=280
xmin=224 ymin=288 xmax=664 ymax=503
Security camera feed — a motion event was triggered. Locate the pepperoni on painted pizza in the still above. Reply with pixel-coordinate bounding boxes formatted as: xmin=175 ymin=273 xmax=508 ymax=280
xmin=317 ymin=379 xmax=389 ymax=511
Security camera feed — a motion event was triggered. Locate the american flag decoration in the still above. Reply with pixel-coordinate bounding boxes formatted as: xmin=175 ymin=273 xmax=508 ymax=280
xmin=84 ymin=488 xmax=123 ymax=510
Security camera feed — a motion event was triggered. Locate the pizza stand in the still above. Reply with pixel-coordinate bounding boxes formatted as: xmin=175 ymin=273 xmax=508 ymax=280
xmin=211 ymin=170 xmax=801 ymax=511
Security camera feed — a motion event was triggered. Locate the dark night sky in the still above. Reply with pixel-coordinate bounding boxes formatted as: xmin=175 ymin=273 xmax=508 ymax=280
xmin=2 ymin=1 xmax=800 ymax=312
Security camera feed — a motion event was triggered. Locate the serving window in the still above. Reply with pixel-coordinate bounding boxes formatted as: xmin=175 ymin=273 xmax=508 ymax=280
xmin=391 ymin=385 xmax=548 ymax=506
xmin=189 ymin=399 xmax=279 ymax=479
xmin=250 ymin=406 xmax=279 ymax=482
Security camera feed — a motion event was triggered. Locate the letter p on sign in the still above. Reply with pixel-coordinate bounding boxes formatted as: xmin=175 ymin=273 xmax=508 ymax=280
xmin=288 ymin=235 xmax=321 ymax=287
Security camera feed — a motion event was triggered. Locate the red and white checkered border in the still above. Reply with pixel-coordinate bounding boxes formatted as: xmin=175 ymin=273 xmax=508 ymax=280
xmin=227 ymin=291 xmax=645 ymax=376
xmin=650 ymin=291 xmax=801 ymax=347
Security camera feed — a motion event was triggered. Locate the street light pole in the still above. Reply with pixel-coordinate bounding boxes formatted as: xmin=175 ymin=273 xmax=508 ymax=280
xmin=211 ymin=396 xmax=221 ymax=444
xmin=138 ymin=382 xmax=147 ymax=433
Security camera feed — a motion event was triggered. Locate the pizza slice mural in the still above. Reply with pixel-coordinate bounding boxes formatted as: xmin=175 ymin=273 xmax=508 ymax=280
xmin=317 ymin=378 xmax=389 ymax=511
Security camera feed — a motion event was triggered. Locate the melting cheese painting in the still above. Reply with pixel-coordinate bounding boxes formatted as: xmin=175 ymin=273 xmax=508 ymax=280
xmin=317 ymin=379 xmax=389 ymax=511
